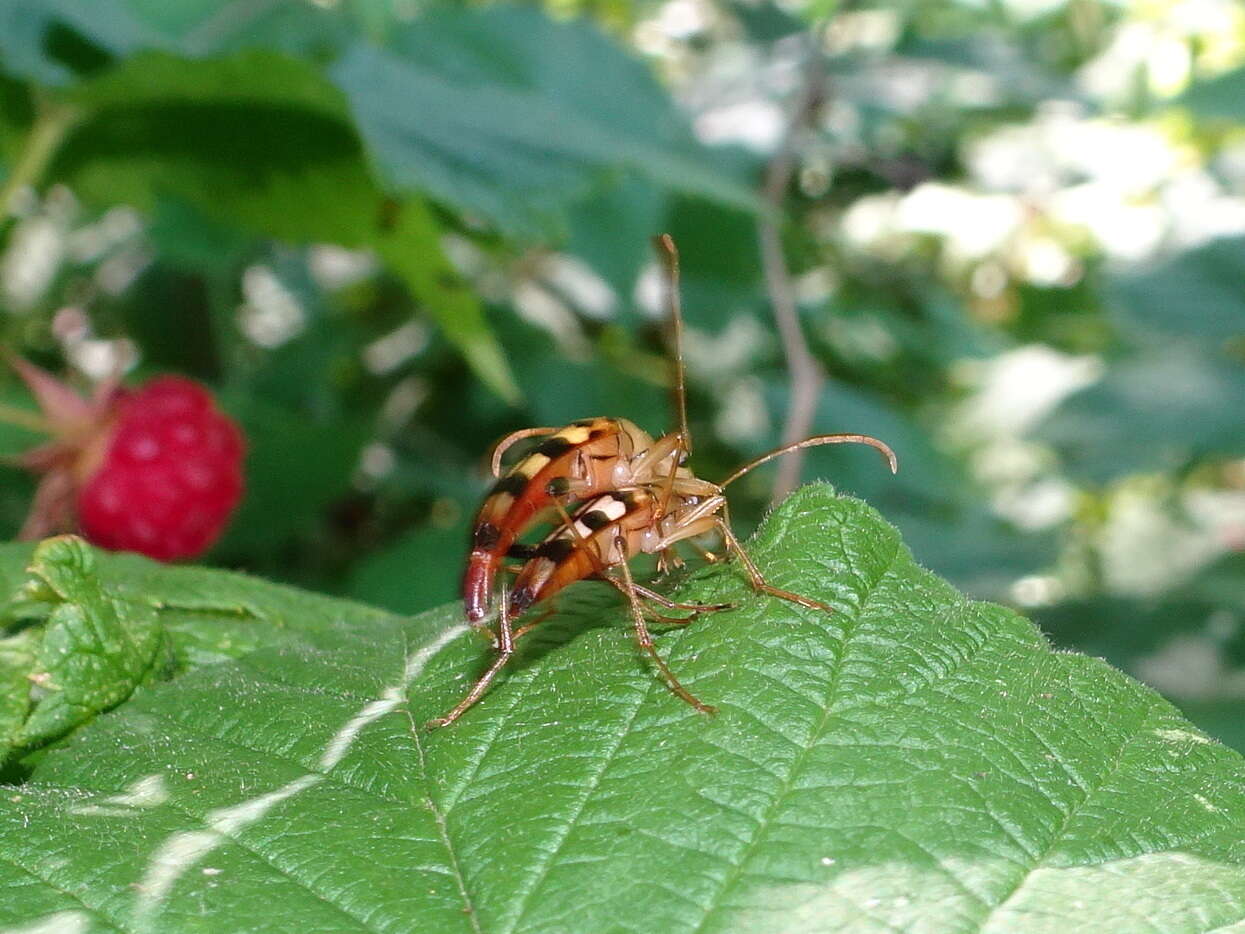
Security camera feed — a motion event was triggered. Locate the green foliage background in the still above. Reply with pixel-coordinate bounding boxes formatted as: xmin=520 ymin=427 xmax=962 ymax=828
xmin=0 ymin=0 xmax=1243 ymax=763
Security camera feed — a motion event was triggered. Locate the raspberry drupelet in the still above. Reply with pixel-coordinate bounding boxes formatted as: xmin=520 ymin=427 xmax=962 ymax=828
xmin=7 ymin=357 xmax=245 ymax=561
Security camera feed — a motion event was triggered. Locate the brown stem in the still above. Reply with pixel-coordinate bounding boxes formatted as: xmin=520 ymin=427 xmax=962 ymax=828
xmin=757 ymin=27 xmax=830 ymax=503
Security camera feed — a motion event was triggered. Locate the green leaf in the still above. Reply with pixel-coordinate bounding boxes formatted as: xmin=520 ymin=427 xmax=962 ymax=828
xmin=3 ymin=485 xmax=1245 ymax=931
xmin=0 ymin=0 xmax=158 ymax=84
xmin=1110 ymin=236 xmax=1245 ymax=340
xmin=210 ymin=394 xmax=373 ymax=559
xmin=0 ymin=538 xmax=404 ymax=759
xmin=1179 ymin=66 xmax=1245 ymax=122
xmin=331 ymin=4 xmax=756 ymax=239
xmin=0 ymin=629 xmax=36 ymax=749
xmin=1039 ymin=342 xmax=1245 ymax=481
xmin=0 ymin=0 xmax=350 ymax=84
xmin=374 ymin=199 xmax=520 ymax=404
xmin=48 ymin=49 xmax=517 ymax=401
xmin=6 ymin=536 xmax=163 ymax=754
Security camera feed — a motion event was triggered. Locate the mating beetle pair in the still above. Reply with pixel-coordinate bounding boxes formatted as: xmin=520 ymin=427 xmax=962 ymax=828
xmin=432 ymin=235 xmax=897 ymax=727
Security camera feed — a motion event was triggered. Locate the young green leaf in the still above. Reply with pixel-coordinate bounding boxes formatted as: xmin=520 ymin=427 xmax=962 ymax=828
xmin=7 ymin=536 xmax=163 ymax=753
xmin=0 ymin=539 xmax=406 ymax=760
xmin=2 ymin=485 xmax=1244 ymax=933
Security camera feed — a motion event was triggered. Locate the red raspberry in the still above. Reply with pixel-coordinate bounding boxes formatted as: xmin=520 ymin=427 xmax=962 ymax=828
xmin=7 ymin=359 xmax=245 ymax=561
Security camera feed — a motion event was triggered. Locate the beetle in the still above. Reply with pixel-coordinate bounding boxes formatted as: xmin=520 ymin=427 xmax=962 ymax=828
xmin=432 ymin=235 xmax=897 ymax=728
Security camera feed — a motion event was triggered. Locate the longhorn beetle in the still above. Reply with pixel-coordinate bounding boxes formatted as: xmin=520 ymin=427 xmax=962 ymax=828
xmin=432 ymin=235 xmax=897 ymax=728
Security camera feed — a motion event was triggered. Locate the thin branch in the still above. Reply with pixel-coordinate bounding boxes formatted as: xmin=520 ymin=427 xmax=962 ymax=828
xmin=0 ymin=402 xmax=50 ymax=435
xmin=757 ymin=28 xmax=830 ymax=503
xmin=0 ymin=95 xmax=81 ymax=234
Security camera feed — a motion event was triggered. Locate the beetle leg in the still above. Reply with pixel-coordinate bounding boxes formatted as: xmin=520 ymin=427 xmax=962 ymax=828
xmin=613 ymin=533 xmax=715 ymax=714
xmin=598 ymin=575 xmax=699 ymax=625
xmin=429 ymin=584 xmax=520 ymax=728
xmin=686 ymin=539 xmax=721 ymax=564
xmin=713 ymin=519 xmax=834 ymax=613
xmin=657 ymin=547 xmax=686 ymax=574
xmin=628 ymin=580 xmax=731 ymax=614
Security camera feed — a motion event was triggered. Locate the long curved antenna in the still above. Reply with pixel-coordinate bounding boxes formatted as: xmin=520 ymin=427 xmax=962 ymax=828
xmin=721 ymin=433 xmax=898 ymax=488
xmin=653 ymin=234 xmax=691 ymax=457
xmin=489 ymin=426 xmax=559 ymax=477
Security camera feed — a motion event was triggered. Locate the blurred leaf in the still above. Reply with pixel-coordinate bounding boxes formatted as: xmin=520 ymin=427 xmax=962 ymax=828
xmin=1039 ymin=342 xmax=1245 ymax=481
xmin=5 ymin=487 xmax=1245 ymax=931
xmin=1037 ymin=595 xmax=1218 ymax=671
xmin=0 ymin=0 xmax=159 ymax=84
xmin=0 ymin=0 xmax=74 ymax=85
xmin=757 ymin=378 xmax=959 ymax=506
xmin=347 ymin=521 xmax=465 ymax=615
xmin=0 ymin=382 xmax=45 ymax=458
xmin=332 ymin=4 xmax=756 ymax=239
xmin=68 ymin=46 xmax=349 ymax=117
xmin=468 ymin=310 xmax=668 ymax=430
xmin=144 ymin=196 xmax=250 ymax=274
xmin=376 ymin=200 xmax=520 ymax=403
xmin=664 ymin=197 xmax=766 ymax=330
xmin=565 ymin=174 xmax=666 ymax=301
xmin=729 ymin=0 xmax=805 ymax=41
xmin=1110 ymin=236 xmax=1245 ymax=340
xmin=55 ymin=50 xmax=380 ymax=241
xmin=1181 ymin=550 xmax=1245 ymax=609
xmin=1179 ymin=66 xmax=1245 ymax=122
xmin=54 ymin=49 xmax=517 ymax=400
xmin=896 ymin=507 xmax=1057 ymax=601
xmin=212 ymin=394 xmax=371 ymax=557
xmin=0 ymin=0 xmax=349 ymax=84
xmin=893 ymin=35 xmax=1080 ymax=106
xmin=118 ymin=260 xmax=223 ymax=377
xmin=0 ymin=542 xmax=33 ymax=600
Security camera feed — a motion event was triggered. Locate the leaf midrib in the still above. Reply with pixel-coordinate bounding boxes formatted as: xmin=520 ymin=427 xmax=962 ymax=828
xmin=688 ymin=532 xmax=904 ymax=934
xmin=971 ymin=694 xmax=1167 ymax=932
xmin=499 ymin=645 xmax=668 ymax=934
xmin=0 ymin=847 xmax=127 ymax=934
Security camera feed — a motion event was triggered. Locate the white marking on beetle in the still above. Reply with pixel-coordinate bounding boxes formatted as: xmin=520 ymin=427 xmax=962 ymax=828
xmin=131 ymin=623 xmax=469 ymax=930
xmin=521 ymin=453 xmax=551 ymax=473
xmin=572 ymin=496 xmax=630 ymax=539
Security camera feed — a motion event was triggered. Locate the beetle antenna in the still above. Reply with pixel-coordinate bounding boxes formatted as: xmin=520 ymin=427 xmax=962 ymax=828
xmin=653 ymin=234 xmax=691 ymax=457
xmin=721 ymin=434 xmax=898 ymax=488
